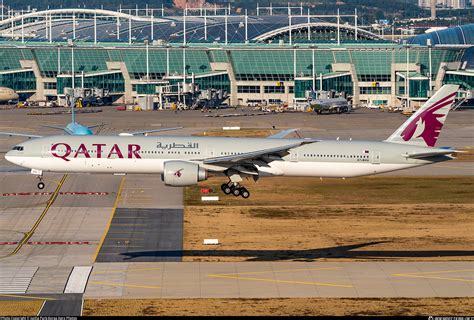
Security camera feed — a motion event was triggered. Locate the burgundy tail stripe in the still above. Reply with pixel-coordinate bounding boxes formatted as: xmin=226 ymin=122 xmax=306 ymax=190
xmin=428 ymin=92 xmax=457 ymax=110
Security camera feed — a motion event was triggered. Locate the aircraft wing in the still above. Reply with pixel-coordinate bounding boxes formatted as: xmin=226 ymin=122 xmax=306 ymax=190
xmin=0 ymin=132 xmax=43 ymax=138
xmin=402 ymin=149 xmax=463 ymax=159
xmin=202 ymin=139 xmax=318 ymax=165
xmin=87 ymin=124 xmax=106 ymax=129
xmin=41 ymin=125 xmax=66 ymax=131
xmin=267 ymin=128 xmax=299 ymax=139
xmin=119 ymin=127 xmax=183 ymax=136
xmin=40 ymin=125 xmax=73 ymax=135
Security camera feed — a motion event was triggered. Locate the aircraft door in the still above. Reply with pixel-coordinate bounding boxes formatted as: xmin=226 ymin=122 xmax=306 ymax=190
xmin=41 ymin=145 xmax=51 ymax=158
xmin=290 ymin=150 xmax=298 ymax=162
xmin=372 ymin=151 xmax=381 ymax=164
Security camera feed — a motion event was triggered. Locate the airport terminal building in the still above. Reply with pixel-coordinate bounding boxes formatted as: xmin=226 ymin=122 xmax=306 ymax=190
xmin=0 ymin=7 xmax=472 ymax=108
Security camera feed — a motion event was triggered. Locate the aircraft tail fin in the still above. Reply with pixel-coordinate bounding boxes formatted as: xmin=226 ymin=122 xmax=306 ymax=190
xmin=385 ymin=84 xmax=459 ymax=147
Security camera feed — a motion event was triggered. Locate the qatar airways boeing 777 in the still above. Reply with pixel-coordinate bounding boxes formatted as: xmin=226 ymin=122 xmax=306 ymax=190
xmin=4 ymin=85 xmax=461 ymax=198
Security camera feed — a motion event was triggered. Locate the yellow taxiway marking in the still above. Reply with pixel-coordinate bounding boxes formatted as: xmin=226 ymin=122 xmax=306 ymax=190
xmin=92 ymin=267 xmax=162 ymax=275
xmin=119 ymin=196 xmax=152 ymax=199
xmin=393 ymin=269 xmax=474 ymax=283
xmin=88 ymin=281 xmax=160 ymax=290
xmin=1 ymin=174 xmax=67 ymax=258
xmin=208 ymin=274 xmax=353 ymax=288
xmin=0 ymin=294 xmax=56 ymax=301
xmin=215 ymin=267 xmax=341 ymax=276
xmin=92 ymin=176 xmax=125 ymax=263
xmin=208 ymin=267 xmax=353 ymax=288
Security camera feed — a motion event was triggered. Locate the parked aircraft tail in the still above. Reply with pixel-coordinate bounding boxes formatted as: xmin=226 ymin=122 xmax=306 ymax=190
xmin=385 ymin=84 xmax=459 ymax=147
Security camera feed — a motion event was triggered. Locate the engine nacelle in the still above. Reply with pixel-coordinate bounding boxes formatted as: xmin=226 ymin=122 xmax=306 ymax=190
xmin=161 ymin=161 xmax=208 ymax=186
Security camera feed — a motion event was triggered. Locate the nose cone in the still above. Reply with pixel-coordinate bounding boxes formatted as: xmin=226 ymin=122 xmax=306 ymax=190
xmin=5 ymin=150 xmax=15 ymax=163
xmin=68 ymin=123 xmax=93 ymax=135
xmin=76 ymin=126 xmax=93 ymax=135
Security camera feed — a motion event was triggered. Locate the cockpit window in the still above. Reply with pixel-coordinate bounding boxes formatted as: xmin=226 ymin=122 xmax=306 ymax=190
xmin=12 ymin=146 xmax=24 ymax=151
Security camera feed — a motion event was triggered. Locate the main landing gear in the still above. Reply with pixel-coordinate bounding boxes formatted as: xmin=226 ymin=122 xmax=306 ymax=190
xmin=221 ymin=182 xmax=250 ymax=199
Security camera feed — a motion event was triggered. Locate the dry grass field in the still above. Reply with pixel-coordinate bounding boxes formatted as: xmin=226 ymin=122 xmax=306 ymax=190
xmin=183 ymin=176 xmax=474 ymax=262
xmin=83 ymin=297 xmax=474 ymax=316
xmin=0 ymin=301 xmax=43 ymax=316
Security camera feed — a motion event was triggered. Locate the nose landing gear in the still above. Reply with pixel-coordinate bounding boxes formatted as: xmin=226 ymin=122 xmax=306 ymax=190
xmin=37 ymin=175 xmax=45 ymax=190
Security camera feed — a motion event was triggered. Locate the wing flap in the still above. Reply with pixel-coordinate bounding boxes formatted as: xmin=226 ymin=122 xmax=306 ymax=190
xmin=202 ymin=140 xmax=318 ymax=165
xmin=120 ymin=127 xmax=183 ymax=136
xmin=268 ymin=128 xmax=299 ymax=139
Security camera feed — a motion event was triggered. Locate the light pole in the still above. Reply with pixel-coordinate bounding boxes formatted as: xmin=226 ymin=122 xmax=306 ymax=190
xmin=224 ymin=8 xmax=228 ymax=45
xmin=404 ymin=41 xmax=410 ymax=110
xmin=427 ymin=38 xmax=433 ymax=95
xmin=73 ymin=12 xmax=76 ymax=40
xmin=289 ymin=14 xmax=292 ymax=45
xmin=93 ymin=10 xmax=97 ymax=44
xmin=69 ymin=40 xmax=76 ymax=119
xmin=245 ymin=9 xmax=248 ymax=43
xmin=204 ymin=9 xmax=207 ymax=41
xmin=183 ymin=10 xmax=186 ymax=46
xmin=128 ymin=16 xmax=132 ymax=45
xmin=145 ymin=40 xmax=149 ymax=81
xmin=312 ymin=47 xmax=316 ymax=92
xmin=150 ymin=13 xmax=154 ymax=41
xmin=57 ymin=44 xmax=61 ymax=103
xmin=21 ymin=15 xmax=24 ymax=43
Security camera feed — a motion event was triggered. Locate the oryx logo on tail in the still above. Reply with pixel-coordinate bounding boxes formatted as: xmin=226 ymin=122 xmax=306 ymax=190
xmin=385 ymin=84 xmax=459 ymax=148
xmin=400 ymin=92 xmax=456 ymax=147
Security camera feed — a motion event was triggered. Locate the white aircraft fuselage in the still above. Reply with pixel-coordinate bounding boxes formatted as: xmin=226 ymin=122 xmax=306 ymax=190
xmin=5 ymin=135 xmax=450 ymax=178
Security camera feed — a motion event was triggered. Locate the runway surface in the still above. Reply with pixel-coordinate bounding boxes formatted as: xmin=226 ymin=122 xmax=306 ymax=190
xmin=0 ymin=173 xmax=471 ymax=302
xmin=85 ymin=261 xmax=473 ymax=298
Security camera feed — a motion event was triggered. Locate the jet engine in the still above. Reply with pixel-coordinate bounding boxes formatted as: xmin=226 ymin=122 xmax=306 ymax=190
xmin=161 ymin=161 xmax=208 ymax=186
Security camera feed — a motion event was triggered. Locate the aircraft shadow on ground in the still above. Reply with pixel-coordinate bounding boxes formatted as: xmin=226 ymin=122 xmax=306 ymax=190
xmin=120 ymin=242 xmax=474 ymax=262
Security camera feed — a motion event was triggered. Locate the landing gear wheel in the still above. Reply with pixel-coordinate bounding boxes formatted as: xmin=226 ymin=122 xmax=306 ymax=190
xmin=240 ymin=188 xmax=250 ymax=199
xmin=232 ymin=187 xmax=241 ymax=197
xmin=220 ymin=183 xmax=227 ymax=192
xmin=37 ymin=182 xmax=45 ymax=190
xmin=223 ymin=185 xmax=232 ymax=195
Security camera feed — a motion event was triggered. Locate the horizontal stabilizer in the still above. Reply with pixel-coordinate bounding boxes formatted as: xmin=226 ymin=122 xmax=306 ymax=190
xmin=402 ymin=149 xmax=463 ymax=159
xmin=87 ymin=124 xmax=106 ymax=129
xmin=40 ymin=125 xmax=66 ymax=131
xmin=119 ymin=127 xmax=183 ymax=136
xmin=0 ymin=131 xmax=42 ymax=138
